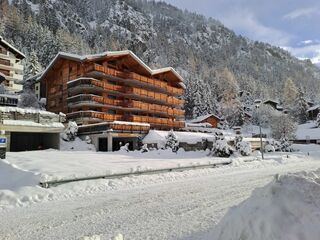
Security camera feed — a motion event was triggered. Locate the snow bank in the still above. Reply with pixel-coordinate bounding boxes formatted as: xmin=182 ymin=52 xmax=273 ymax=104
xmin=143 ymin=130 xmax=216 ymax=147
xmin=60 ymin=137 xmax=96 ymax=151
xmin=0 ymin=160 xmax=40 ymax=190
xmin=211 ymin=169 xmax=320 ymax=240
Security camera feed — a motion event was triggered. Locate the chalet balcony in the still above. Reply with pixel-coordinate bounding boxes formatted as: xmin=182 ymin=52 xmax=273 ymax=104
xmin=67 ymin=111 xmax=185 ymax=129
xmin=85 ymin=63 xmax=184 ymax=96
xmin=67 ymin=94 xmax=185 ymax=117
xmin=67 ymin=78 xmax=184 ymax=108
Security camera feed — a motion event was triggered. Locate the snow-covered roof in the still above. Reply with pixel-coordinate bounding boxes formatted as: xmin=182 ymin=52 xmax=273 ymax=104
xmin=25 ymin=73 xmax=42 ymax=83
xmin=143 ymin=130 xmax=216 ymax=146
xmin=0 ymin=106 xmax=57 ymax=116
xmin=0 ymin=94 xmax=19 ymax=99
xmin=295 ymin=122 xmax=320 ymax=140
xmin=263 ymin=99 xmax=279 ymax=105
xmin=185 ymin=122 xmax=213 ymax=128
xmin=111 ymin=121 xmax=150 ymax=127
xmin=188 ymin=114 xmax=221 ymax=123
xmin=0 ymin=36 xmax=25 ymax=59
xmin=40 ymin=51 xmax=185 ymax=85
xmin=307 ymin=105 xmax=320 ymax=112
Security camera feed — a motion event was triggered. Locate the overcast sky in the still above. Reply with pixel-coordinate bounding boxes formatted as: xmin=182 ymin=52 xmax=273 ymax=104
xmin=160 ymin=0 xmax=320 ymax=64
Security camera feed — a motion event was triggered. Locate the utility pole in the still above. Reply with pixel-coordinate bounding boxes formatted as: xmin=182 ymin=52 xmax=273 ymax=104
xmin=256 ymin=104 xmax=264 ymax=159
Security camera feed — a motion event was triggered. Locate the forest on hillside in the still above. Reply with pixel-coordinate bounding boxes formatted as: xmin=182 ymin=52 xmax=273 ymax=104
xmin=0 ymin=0 xmax=318 ymax=126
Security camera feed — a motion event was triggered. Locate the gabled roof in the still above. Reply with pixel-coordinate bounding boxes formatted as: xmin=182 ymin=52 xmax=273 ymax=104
xmin=0 ymin=36 xmax=25 ymax=59
xmin=40 ymin=51 xmax=184 ymax=86
xmin=263 ymin=99 xmax=279 ymax=105
xmin=307 ymin=105 xmax=320 ymax=112
xmin=188 ymin=114 xmax=222 ymax=123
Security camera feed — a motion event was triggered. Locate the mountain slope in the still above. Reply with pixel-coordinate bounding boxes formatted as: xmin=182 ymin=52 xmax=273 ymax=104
xmin=1 ymin=0 xmax=320 ymax=118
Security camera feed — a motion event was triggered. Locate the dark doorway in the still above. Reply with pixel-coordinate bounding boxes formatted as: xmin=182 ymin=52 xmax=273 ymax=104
xmin=98 ymin=138 xmax=108 ymax=151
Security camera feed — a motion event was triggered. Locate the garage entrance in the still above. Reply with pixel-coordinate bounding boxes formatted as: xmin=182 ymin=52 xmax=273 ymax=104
xmin=98 ymin=138 xmax=108 ymax=151
xmin=10 ymin=132 xmax=60 ymax=152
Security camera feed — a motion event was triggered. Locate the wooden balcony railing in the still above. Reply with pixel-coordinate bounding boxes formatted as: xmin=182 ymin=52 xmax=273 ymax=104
xmin=67 ymin=111 xmax=185 ymax=129
xmin=68 ymin=78 xmax=184 ymax=107
xmin=68 ymin=95 xmax=185 ymax=117
xmin=85 ymin=63 xmax=184 ymax=96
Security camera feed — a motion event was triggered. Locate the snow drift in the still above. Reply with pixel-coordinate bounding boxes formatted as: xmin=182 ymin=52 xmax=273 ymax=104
xmin=0 ymin=159 xmax=40 ymax=190
xmin=211 ymin=169 xmax=320 ymax=240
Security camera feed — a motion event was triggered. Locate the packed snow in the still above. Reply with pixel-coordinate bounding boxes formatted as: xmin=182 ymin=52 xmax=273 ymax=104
xmin=207 ymin=170 xmax=320 ymax=240
xmin=0 ymin=144 xmax=320 ymax=239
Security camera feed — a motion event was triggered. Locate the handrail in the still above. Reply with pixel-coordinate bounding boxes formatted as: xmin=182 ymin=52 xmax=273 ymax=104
xmin=86 ymin=64 xmax=184 ymax=96
xmin=68 ymin=78 xmax=184 ymax=107
xmin=67 ymin=111 xmax=185 ymax=128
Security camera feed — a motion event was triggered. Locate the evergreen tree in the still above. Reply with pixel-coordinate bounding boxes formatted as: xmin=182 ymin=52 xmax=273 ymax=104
xmin=292 ymin=88 xmax=309 ymax=124
xmin=283 ymin=78 xmax=298 ymax=108
xmin=25 ymin=51 xmax=42 ymax=80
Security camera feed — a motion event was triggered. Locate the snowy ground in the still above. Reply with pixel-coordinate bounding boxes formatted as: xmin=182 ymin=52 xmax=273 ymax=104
xmin=1 ymin=144 xmax=320 ymax=239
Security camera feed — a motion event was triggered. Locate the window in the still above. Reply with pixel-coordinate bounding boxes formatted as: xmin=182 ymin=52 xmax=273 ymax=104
xmin=108 ymin=95 xmax=117 ymax=99
xmin=0 ymin=59 xmax=10 ymax=66
xmin=0 ymin=47 xmax=7 ymax=55
xmin=0 ymin=69 xmax=10 ymax=76
xmin=35 ymin=86 xmax=39 ymax=91
xmin=108 ymin=109 xmax=116 ymax=114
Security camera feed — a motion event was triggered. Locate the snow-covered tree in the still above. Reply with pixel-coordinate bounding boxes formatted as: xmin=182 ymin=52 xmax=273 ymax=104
xmin=17 ymin=89 xmax=40 ymax=109
xmin=120 ymin=143 xmax=130 ymax=152
xmin=292 ymin=88 xmax=309 ymax=124
xmin=283 ymin=78 xmax=298 ymax=108
xmin=317 ymin=113 xmax=320 ymax=128
xmin=236 ymin=141 xmax=252 ymax=156
xmin=270 ymin=114 xmax=297 ymax=140
xmin=141 ymin=144 xmax=149 ymax=153
xmin=62 ymin=121 xmax=78 ymax=141
xmin=165 ymin=130 xmax=179 ymax=152
xmin=279 ymin=138 xmax=293 ymax=152
xmin=210 ymin=136 xmax=234 ymax=157
xmin=24 ymin=51 xmax=42 ymax=80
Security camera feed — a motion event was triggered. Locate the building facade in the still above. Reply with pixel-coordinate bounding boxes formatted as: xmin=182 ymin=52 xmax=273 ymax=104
xmin=0 ymin=36 xmax=25 ymax=93
xmin=39 ymin=51 xmax=186 ymax=151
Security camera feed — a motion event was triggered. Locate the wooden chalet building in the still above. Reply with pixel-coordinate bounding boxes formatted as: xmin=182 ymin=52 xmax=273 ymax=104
xmin=39 ymin=51 xmax=186 ymax=151
xmin=0 ymin=36 xmax=25 ymax=93
xmin=188 ymin=114 xmax=221 ymax=128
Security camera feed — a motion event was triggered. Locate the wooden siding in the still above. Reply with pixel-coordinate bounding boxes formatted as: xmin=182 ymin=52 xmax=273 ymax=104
xmin=200 ymin=116 xmax=220 ymax=128
xmin=43 ymin=56 xmax=185 ymax=130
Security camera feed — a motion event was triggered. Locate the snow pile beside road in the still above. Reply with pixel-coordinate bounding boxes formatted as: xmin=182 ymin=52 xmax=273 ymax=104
xmin=0 ymin=159 xmax=51 ymax=210
xmin=211 ymin=169 xmax=320 ymax=240
xmin=0 ymin=159 xmax=40 ymax=190
xmin=60 ymin=137 xmax=96 ymax=151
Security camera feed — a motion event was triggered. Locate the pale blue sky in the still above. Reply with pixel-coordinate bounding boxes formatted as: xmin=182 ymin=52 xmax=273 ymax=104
xmin=160 ymin=0 xmax=320 ymax=64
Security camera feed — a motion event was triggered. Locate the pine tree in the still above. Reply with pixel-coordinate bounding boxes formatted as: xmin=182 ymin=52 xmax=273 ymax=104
xmin=283 ymin=78 xmax=298 ymax=108
xmin=292 ymin=88 xmax=309 ymax=124
xmin=25 ymin=51 xmax=42 ymax=80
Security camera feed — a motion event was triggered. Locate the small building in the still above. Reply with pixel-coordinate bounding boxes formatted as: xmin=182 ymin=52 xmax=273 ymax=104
xmin=143 ymin=130 xmax=218 ymax=151
xmin=188 ymin=114 xmax=221 ymax=128
xmin=263 ymin=99 xmax=280 ymax=110
xmin=0 ymin=36 xmax=25 ymax=93
xmin=307 ymin=105 xmax=320 ymax=120
xmin=0 ymin=107 xmax=65 ymax=151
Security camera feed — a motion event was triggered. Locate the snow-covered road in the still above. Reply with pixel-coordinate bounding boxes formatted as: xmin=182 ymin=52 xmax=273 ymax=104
xmin=1 ymin=154 xmax=320 ymax=240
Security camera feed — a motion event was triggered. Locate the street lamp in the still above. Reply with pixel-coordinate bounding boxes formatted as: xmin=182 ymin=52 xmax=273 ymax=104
xmin=255 ymin=104 xmax=264 ymax=159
